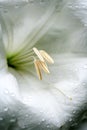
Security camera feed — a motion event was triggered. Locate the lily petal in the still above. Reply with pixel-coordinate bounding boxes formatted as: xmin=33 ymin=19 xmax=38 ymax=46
xmin=0 ymin=0 xmax=70 ymax=56
xmin=0 ymin=25 xmax=7 ymax=72
xmin=36 ymin=5 xmax=87 ymax=56
xmin=7 ymin=54 xmax=87 ymax=129
xmin=68 ymin=0 xmax=87 ymax=26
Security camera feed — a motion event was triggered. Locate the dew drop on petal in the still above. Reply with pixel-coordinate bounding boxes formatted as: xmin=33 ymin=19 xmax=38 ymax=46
xmin=38 ymin=122 xmax=41 ymax=125
xmin=0 ymin=117 xmax=3 ymax=121
xmin=71 ymin=122 xmax=78 ymax=127
xmin=40 ymin=0 xmax=44 ymax=3
xmin=29 ymin=0 xmax=34 ymax=3
xmin=10 ymin=118 xmax=16 ymax=123
xmin=4 ymin=90 xmax=9 ymax=94
xmin=15 ymin=5 xmax=19 ymax=8
xmin=51 ymin=114 xmax=55 ymax=118
xmin=10 ymin=93 xmax=15 ymax=97
xmin=25 ymin=114 xmax=29 ymax=118
xmin=82 ymin=82 xmax=86 ymax=86
xmin=3 ymin=9 xmax=8 ymax=13
xmin=75 ymin=68 xmax=78 ymax=72
xmin=42 ymin=118 xmax=45 ymax=122
xmin=18 ymin=120 xmax=27 ymax=129
xmin=47 ymin=124 xmax=50 ymax=128
xmin=12 ymin=114 xmax=15 ymax=118
xmin=69 ymin=118 xmax=72 ymax=122
xmin=83 ymin=65 xmax=87 ymax=69
xmin=0 ymin=6 xmax=2 ymax=9
xmin=73 ymin=111 xmax=76 ymax=114
xmin=4 ymin=107 xmax=8 ymax=112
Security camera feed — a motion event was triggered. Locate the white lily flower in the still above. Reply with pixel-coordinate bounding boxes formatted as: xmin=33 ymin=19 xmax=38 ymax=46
xmin=0 ymin=0 xmax=87 ymax=130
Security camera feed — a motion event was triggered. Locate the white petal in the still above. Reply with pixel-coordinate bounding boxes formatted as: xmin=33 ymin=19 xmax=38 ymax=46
xmin=0 ymin=25 xmax=7 ymax=72
xmin=35 ymin=1 xmax=87 ymax=56
xmin=0 ymin=1 xmax=55 ymax=54
xmin=0 ymin=72 xmax=20 ymax=130
xmin=68 ymin=0 xmax=87 ymax=26
xmin=0 ymin=0 xmax=70 ymax=56
xmin=8 ymin=55 xmax=87 ymax=129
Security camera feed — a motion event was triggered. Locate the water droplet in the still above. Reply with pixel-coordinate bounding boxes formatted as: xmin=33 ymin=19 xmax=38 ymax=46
xmin=38 ymin=122 xmax=41 ymax=125
xmin=47 ymin=124 xmax=50 ymax=128
xmin=25 ymin=0 xmax=29 ymax=3
xmin=51 ymin=115 xmax=54 ymax=118
xmin=11 ymin=93 xmax=15 ymax=97
xmin=40 ymin=110 xmax=43 ymax=113
xmin=75 ymin=68 xmax=78 ymax=72
xmin=73 ymin=111 xmax=76 ymax=114
xmin=71 ymin=122 xmax=78 ymax=127
xmin=69 ymin=118 xmax=72 ymax=122
xmin=40 ymin=0 xmax=44 ymax=3
xmin=42 ymin=118 xmax=45 ymax=122
xmin=25 ymin=114 xmax=29 ymax=117
xmin=4 ymin=107 xmax=8 ymax=112
xmin=21 ymin=125 xmax=26 ymax=129
xmin=0 ymin=117 xmax=3 ymax=121
xmin=18 ymin=120 xmax=27 ymax=129
xmin=83 ymin=65 xmax=87 ymax=69
xmin=82 ymin=82 xmax=86 ymax=86
xmin=4 ymin=90 xmax=9 ymax=94
xmin=29 ymin=0 xmax=34 ymax=3
xmin=3 ymin=9 xmax=8 ymax=13
xmin=0 ymin=6 xmax=2 ymax=9
xmin=10 ymin=118 xmax=16 ymax=123
xmin=11 ymin=114 xmax=15 ymax=118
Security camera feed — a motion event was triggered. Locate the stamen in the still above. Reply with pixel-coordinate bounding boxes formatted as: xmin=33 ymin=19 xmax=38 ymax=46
xmin=34 ymin=60 xmax=42 ymax=80
xmin=9 ymin=56 xmax=34 ymax=65
xmin=40 ymin=50 xmax=54 ymax=64
xmin=39 ymin=61 xmax=50 ymax=74
xmin=7 ymin=46 xmax=54 ymax=80
xmin=33 ymin=47 xmax=54 ymax=80
xmin=33 ymin=47 xmax=44 ymax=62
xmin=10 ymin=52 xmax=34 ymax=62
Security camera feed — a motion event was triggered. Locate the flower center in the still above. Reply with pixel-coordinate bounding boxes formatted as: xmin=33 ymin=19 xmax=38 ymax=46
xmin=7 ymin=47 xmax=72 ymax=100
xmin=7 ymin=47 xmax=54 ymax=80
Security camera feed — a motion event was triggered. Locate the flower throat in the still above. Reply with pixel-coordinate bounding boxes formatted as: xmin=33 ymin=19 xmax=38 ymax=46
xmin=7 ymin=47 xmax=54 ymax=80
xmin=7 ymin=48 xmax=72 ymax=100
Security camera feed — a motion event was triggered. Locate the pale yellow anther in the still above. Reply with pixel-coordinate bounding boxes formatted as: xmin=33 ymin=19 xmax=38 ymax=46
xmin=40 ymin=50 xmax=54 ymax=64
xmin=34 ymin=60 xmax=42 ymax=80
xmin=33 ymin=48 xmax=44 ymax=62
xmin=39 ymin=61 xmax=50 ymax=74
xmin=33 ymin=47 xmax=54 ymax=80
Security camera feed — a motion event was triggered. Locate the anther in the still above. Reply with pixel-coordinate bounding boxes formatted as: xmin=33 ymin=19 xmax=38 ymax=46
xmin=34 ymin=60 xmax=42 ymax=80
xmin=39 ymin=61 xmax=50 ymax=74
xmin=33 ymin=47 xmax=54 ymax=80
xmin=33 ymin=47 xmax=44 ymax=62
xmin=40 ymin=50 xmax=54 ymax=64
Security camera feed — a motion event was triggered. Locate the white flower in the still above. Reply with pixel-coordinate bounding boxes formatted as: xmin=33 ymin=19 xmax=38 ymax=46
xmin=0 ymin=0 xmax=87 ymax=130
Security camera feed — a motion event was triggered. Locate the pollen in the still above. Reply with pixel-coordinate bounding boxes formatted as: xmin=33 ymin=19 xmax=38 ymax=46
xmin=33 ymin=47 xmax=54 ymax=80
